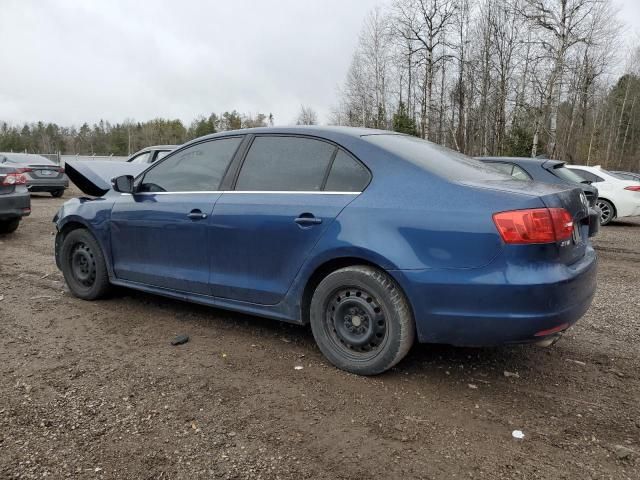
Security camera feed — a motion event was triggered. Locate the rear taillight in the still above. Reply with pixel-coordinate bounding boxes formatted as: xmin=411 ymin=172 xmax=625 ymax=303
xmin=493 ymin=208 xmax=574 ymax=244
xmin=1 ymin=173 xmax=28 ymax=186
xmin=58 ymin=167 xmax=65 ymax=173
xmin=16 ymin=167 xmax=33 ymax=173
xmin=624 ymin=185 xmax=640 ymax=192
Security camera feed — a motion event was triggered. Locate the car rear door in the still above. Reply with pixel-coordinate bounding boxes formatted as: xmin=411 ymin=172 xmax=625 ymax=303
xmin=208 ymin=135 xmax=370 ymax=305
xmin=109 ymin=137 xmax=243 ymax=294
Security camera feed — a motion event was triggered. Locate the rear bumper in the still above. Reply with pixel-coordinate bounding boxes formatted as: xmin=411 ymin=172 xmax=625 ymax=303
xmin=390 ymin=246 xmax=597 ymax=346
xmin=0 ymin=192 xmax=31 ymax=220
xmin=27 ymin=176 xmax=69 ymax=192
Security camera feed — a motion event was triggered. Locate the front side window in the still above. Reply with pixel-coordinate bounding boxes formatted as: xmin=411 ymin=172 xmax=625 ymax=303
xmin=325 ymin=150 xmax=370 ymax=191
xmin=235 ymin=136 xmax=335 ymax=191
xmin=139 ymin=137 xmax=241 ymax=192
xmin=130 ymin=152 xmax=151 ymax=164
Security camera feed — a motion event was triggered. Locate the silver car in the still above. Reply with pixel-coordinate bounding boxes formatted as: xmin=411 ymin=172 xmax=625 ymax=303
xmin=0 ymin=153 xmax=69 ymax=197
xmin=126 ymin=145 xmax=177 ymax=164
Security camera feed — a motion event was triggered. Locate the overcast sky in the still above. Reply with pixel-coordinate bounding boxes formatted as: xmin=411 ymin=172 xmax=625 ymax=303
xmin=1 ymin=0 xmax=639 ymax=127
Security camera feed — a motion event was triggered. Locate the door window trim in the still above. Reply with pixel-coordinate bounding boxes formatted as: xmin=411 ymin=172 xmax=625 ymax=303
xmin=228 ymin=133 xmax=371 ymax=193
xmin=134 ymin=135 xmax=245 ymax=192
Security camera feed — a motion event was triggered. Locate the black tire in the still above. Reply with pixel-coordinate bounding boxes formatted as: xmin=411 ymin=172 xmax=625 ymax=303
xmin=596 ymin=198 xmax=615 ymax=226
xmin=0 ymin=218 xmax=20 ymax=234
xmin=60 ymin=229 xmax=111 ymax=300
xmin=51 ymin=190 xmax=65 ymax=198
xmin=309 ymin=265 xmax=415 ymax=375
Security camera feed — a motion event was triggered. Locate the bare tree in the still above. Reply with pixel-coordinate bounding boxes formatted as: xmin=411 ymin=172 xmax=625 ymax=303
xmin=296 ymin=105 xmax=318 ymax=125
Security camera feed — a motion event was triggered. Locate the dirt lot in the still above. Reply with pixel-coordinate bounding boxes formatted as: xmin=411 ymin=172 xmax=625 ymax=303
xmin=1 ymin=188 xmax=639 ymax=479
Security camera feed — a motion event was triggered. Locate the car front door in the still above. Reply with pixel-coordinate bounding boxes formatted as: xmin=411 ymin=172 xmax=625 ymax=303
xmin=110 ymin=136 xmax=243 ymax=294
xmin=209 ymin=136 xmax=370 ymax=305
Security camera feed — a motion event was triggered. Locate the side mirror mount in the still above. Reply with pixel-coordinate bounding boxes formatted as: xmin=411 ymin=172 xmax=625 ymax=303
xmin=580 ymin=180 xmax=592 ymax=185
xmin=111 ymin=175 xmax=135 ymax=194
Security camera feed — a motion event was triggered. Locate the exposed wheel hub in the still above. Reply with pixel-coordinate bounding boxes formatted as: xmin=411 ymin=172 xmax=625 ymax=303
xmin=327 ymin=288 xmax=386 ymax=352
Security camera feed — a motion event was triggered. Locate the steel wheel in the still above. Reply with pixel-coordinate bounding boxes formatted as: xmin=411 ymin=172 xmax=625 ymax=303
xmin=596 ymin=199 xmax=613 ymax=225
xmin=70 ymin=242 xmax=97 ymax=287
xmin=324 ymin=287 xmax=389 ymax=360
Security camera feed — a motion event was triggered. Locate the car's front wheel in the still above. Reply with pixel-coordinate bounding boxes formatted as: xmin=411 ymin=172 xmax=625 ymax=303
xmin=310 ymin=266 xmax=415 ymax=375
xmin=596 ymin=199 xmax=615 ymax=225
xmin=0 ymin=218 xmax=20 ymax=234
xmin=60 ymin=229 xmax=111 ymax=300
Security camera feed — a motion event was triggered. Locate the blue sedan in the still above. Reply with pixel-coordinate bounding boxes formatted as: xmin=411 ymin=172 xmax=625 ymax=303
xmin=54 ymin=127 xmax=598 ymax=375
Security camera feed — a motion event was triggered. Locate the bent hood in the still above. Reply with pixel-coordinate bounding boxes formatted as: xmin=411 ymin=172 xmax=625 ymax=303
xmin=65 ymin=160 xmax=147 ymax=196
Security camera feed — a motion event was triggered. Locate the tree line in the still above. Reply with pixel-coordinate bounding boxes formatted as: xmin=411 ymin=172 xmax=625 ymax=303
xmin=0 ymin=111 xmax=274 ymax=156
xmin=331 ymin=0 xmax=640 ymax=172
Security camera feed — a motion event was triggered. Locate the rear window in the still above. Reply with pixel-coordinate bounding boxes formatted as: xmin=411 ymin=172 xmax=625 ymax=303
xmin=364 ymin=134 xmax=507 ymax=181
xmin=550 ymin=165 xmax=585 ymax=184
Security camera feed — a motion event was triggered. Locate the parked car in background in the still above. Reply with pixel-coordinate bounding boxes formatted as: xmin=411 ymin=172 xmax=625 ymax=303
xmin=477 ymin=157 xmax=599 ymax=208
xmin=0 ymin=165 xmax=31 ymax=233
xmin=54 ymin=127 xmax=598 ymax=375
xmin=611 ymin=170 xmax=640 ymax=182
xmin=0 ymin=153 xmax=68 ymax=197
xmin=567 ymin=165 xmax=640 ymax=225
xmin=126 ymin=145 xmax=177 ymax=164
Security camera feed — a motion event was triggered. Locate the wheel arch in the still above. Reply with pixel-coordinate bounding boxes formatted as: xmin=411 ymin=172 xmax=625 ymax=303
xmin=55 ymin=218 xmax=112 ymax=276
xmin=299 ymin=256 xmax=414 ymax=325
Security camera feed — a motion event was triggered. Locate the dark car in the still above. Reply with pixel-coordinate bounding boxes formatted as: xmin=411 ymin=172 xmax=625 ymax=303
xmin=0 ymin=165 xmax=31 ymax=233
xmin=55 ymin=127 xmax=598 ymax=375
xmin=611 ymin=171 xmax=640 ymax=182
xmin=0 ymin=153 xmax=69 ymax=197
xmin=477 ymin=157 xmax=599 ymax=208
xmin=126 ymin=145 xmax=177 ymax=164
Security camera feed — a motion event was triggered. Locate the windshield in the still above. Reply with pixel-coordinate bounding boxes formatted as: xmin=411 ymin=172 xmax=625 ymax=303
xmin=551 ymin=164 xmax=586 ymax=184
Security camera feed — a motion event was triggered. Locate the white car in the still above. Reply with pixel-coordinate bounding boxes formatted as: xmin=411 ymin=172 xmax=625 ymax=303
xmin=567 ymin=165 xmax=640 ymax=225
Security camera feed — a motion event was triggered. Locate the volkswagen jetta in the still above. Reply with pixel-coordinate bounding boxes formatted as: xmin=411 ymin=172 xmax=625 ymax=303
xmin=54 ymin=127 xmax=598 ymax=375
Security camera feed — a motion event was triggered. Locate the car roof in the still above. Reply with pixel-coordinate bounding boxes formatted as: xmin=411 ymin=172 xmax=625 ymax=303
xmin=0 ymin=152 xmax=55 ymax=164
xmin=189 ymin=125 xmax=399 ymax=143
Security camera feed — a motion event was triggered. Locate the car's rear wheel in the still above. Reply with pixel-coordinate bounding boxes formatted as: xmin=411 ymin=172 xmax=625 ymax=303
xmin=61 ymin=229 xmax=111 ymax=300
xmin=310 ymin=265 xmax=415 ymax=375
xmin=0 ymin=218 xmax=20 ymax=234
xmin=596 ymin=199 xmax=614 ymax=225
xmin=51 ymin=190 xmax=64 ymax=198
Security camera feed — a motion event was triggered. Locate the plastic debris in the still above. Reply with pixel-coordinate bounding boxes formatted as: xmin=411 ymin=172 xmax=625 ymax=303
xmin=512 ymin=430 xmax=525 ymax=439
xmin=503 ymin=371 xmax=520 ymax=378
xmin=294 ymin=365 xmax=303 ymax=370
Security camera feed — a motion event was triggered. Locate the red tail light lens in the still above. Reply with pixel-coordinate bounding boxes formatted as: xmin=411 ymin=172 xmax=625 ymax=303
xmin=58 ymin=167 xmax=65 ymax=173
xmin=16 ymin=167 xmax=33 ymax=173
xmin=1 ymin=173 xmax=28 ymax=185
xmin=624 ymin=185 xmax=640 ymax=192
xmin=493 ymin=208 xmax=574 ymax=244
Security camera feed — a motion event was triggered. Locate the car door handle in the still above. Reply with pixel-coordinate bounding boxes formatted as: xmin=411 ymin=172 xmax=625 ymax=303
xmin=187 ymin=210 xmax=207 ymax=220
xmin=295 ymin=214 xmax=322 ymax=226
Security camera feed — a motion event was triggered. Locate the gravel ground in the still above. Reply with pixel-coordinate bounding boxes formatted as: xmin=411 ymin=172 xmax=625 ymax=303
xmin=0 ymin=188 xmax=639 ymax=479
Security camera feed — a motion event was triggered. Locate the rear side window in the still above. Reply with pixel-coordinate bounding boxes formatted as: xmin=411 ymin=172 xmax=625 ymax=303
xmin=235 ymin=136 xmax=335 ymax=191
xmin=325 ymin=150 xmax=370 ymax=191
xmin=140 ymin=137 xmax=241 ymax=192
xmin=486 ymin=162 xmax=531 ymax=181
